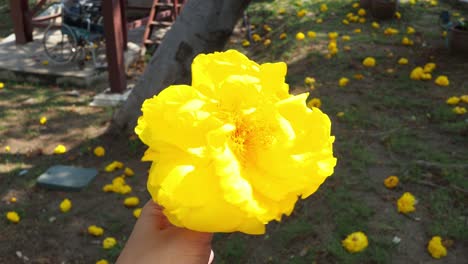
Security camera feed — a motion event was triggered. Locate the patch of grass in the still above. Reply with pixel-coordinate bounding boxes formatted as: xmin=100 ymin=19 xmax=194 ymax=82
xmin=215 ymin=233 xmax=248 ymax=264
xmin=428 ymin=189 xmax=468 ymax=241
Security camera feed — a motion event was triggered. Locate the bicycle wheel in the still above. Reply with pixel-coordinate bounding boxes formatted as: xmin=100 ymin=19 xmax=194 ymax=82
xmin=43 ymin=23 xmax=78 ymax=64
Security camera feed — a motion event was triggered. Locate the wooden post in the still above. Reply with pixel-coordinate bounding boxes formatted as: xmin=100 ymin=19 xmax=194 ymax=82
xmin=120 ymin=0 xmax=128 ymax=50
xmin=102 ymin=0 xmax=127 ymax=93
xmin=9 ymin=0 xmax=33 ymax=44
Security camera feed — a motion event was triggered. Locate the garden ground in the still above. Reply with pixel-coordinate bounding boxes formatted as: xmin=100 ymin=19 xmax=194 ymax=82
xmin=1 ymin=0 xmax=467 ymax=263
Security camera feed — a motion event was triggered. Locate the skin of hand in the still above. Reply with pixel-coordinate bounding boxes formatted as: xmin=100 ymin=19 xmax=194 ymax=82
xmin=116 ymin=200 xmax=214 ymax=264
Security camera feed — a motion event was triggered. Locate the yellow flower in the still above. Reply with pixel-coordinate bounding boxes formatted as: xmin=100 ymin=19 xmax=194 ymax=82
xmin=397 ymin=192 xmax=416 ymax=214
xmin=96 ymin=260 xmax=109 ymax=264
xmin=453 ymin=106 xmax=467 ymax=115
xmin=279 ymin=33 xmax=287 ymax=40
xmin=297 ymin=9 xmax=307 ymax=17
xmin=387 ymin=68 xmax=395 ymax=74
xmin=363 ymin=57 xmax=376 ymax=67
xmin=357 ymin=8 xmax=366 ymax=16
xmin=409 ymin=0 xmax=416 ymax=4
xmin=0 ymin=82 xmax=4 ymax=89
xmin=427 ymin=236 xmax=447 ymax=259
xmin=263 ymin=25 xmax=272 ymax=32
xmin=423 ymin=63 xmax=436 ymax=73
xmin=328 ymin=32 xmax=338 ymax=40
xmin=354 ymin=28 xmax=362 ymax=33
xmin=53 ymin=144 xmax=67 ymax=154
xmin=320 ymin=3 xmax=328 ymax=12
xmin=460 ymin=95 xmax=468 ymax=103
xmin=307 ymin=31 xmax=316 ymax=38
xmin=39 ymin=116 xmax=47 ymax=125
xmin=278 ymin=7 xmax=286 ymax=14
xmin=398 ymin=58 xmax=408 ymax=65
xmin=88 ymin=225 xmax=104 ymax=236
xmin=60 ymin=198 xmax=72 ymax=213
xmin=395 ymin=12 xmax=401 ymax=19
xmin=342 ymin=19 xmax=350 ymax=25
xmin=105 ymin=161 xmax=124 ymax=172
xmin=124 ymin=167 xmax=135 ymax=177
xmin=337 ymin=112 xmax=345 ymax=117
xmin=93 ymin=146 xmax=105 ymax=157
xmin=407 ymin=26 xmax=416 ymax=34
xmin=5 ymin=145 xmax=10 ymax=152
xmin=402 ymin=37 xmax=414 ymax=46
xmin=135 ymin=50 xmax=336 ymax=234
xmin=316 ymin=18 xmax=323 ymax=24
xmin=430 ymin=0 xmax=438 ymax=6
xmin=421 ymin=73 xmax=432 ymax=81
xmin=124 ymin=196 xmax=140 ymax=207
xmin=352 ymin=3 xmax=359 ymax=8
xmin=384 ymin=175 xmax=399 ymax=189
xmin=296 ymin=32 xmax=305 ymax=41
xmin=6 ymin=211 xmax=20 ymax=223
xmin=133 ymin=208 xmax=142 ymax=219
xmin=252 ymin=34 xmax=262 ymax=42
xmin=339 ymin=77 xmax=350 ymax=87
xmin=344 ymin=46 xmax=352 ymax=51
xmin=441 ymin=31 xmax=447 ymax=37
xmin=372 ymin=22 xmax=380 ymax=29
xmin=263 ymin=39 xmax=271 ymax=46
xmin=10 ymin=197 xmax=17 ymax=203
xmin=346 ymin=12 xmax=354 ymax=19
xmin=241 ymin=40 xmax=250 ymax=47
xmin=410 ymin=67 xmax=424 ymax=80
xmin=42 ymin=60 xmax=49 ymax=65
xmin=307 ymin=98 xmax=322 ymax=109
xmin=102 ymin=237 xmax=117 ymax=249
xmin=304 ymin=77 xmax=316 ymax=85
xmin=342 ymin=35 xmax=351 ymax=41
xmin=384 ymin=27 xmax=399 ymax=35
xmin=446 ymin=96 xmax=460 ymax=105
xmin=342 ymin=232 xmax=369 ymax=253
xmin=359 ymin=18 xmax=366 ymax=24
xmin=435 ymin=75 xmax=449 ymax=86
xmin=350 ymin=15 xmax=359 ymax=22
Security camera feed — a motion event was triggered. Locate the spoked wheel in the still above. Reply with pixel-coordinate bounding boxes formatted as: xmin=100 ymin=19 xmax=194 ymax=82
xmin=43 ymin=23 xmax=79 ymax=64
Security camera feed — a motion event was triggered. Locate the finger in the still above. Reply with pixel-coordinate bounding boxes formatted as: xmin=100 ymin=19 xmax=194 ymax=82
xmin=208 ymin=249 xmax=214 ymax=264
xmin=140 ymin=200 xmax=169 ymax=230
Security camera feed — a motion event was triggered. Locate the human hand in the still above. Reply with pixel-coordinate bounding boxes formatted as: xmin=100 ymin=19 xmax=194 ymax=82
xmin=116 ymin=200 xmax=214 ymax=264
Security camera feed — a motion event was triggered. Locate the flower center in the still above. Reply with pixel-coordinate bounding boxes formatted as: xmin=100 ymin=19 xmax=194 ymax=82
xmin=230 ymin=117 xmax=274 ymax=166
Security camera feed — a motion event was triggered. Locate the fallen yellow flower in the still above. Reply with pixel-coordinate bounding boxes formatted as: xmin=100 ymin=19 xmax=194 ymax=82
xmin=6 ymin=211 xmax=20 ymax=223
xmin=337 ymin=112 xmax=345 ymax=117
xmin=297 ymin=9 xmax=307 ymax=17
xmin=342 ymin=232 xmax=368 ymax=253
xmin=398 ymin=58 xmax=409 ymax=65
xmin=328 ymin=32 xmax=338 ymax=40
xmin=102 ymin=237 xmax=117 ymax=249
xmin=460 ymin=95 xmax=468 ymax=103
xmin=354 ymin=28 xmax=362 ymax=33
xmin=316 ymin=18 xmax=323 ymax=24
xmin=342 ymin=35 xmax=351 ymax=41
xmin=402 ymin=37 xmax=414 ymax=46
xmin=263 ymin=39 xmax=271 ymax=46
xmin=424 ymin=63 xmax=436 ymax=73
xmin=96 ymin=260 xmax=109 ymax=264
xmin=384 ymin=175 xmax=399 ymax=189
xmin=435 ymin=75 xmax=449 ymax=86
xmin=279 ymin=33 xmax=287 ymax=40
xmin=5 ymin=145 xmax=10 ymax=152
xmin=307 ymin=98 xmax=322 ymax=109
xmin=105 ymin=161 xmax=124 ymax=172
xmin=339 ymin=77 xmax=350 ymax=87
xmin=0 ymin=82 xmax=4 ymax=89
xmin=133 ymin=208 xmax=142 ymax=219
xmin=241 ymin=40 xmax=250 ymax=47
xmin=372 ymin=22 xmax=380 ymax=29
xmin=352 ymin=3 xmax=359 ymax=8
xmin=53 ymin=144 xmax=67 ymax=154
xmin=39 ymin=116 xmax=47 ymax=125
xmin=296 ymin=32 xmax=305 ymax=41
xmin=93 ymin=146 xmax=105 ymax=157
xmin=307 ymin=31 xmax=316 ymax=38
xmin=410 ymin=67 xmax=424 ymax=80
xmin=427 ymin=236 xmax=447 ymax=259
xmin=446 ymin=96 xmax=460 ymax=105
xmin=124 ymin=167 xmax=135 ymax=177
xmin=252 ymin=34 xmax=261 ymax=42
xmin=342 ymin=19 xmax=350 ymax=25
xmin=320 ymin=3 xmax=328 ymax=12
xmin=124 ymin=196 xmax=140 ymax=207
xmin=304 ymin=77 xmax=316 ymax=85
xmin=397 ymin=192 xmax=416 ymax=214
xmin=60 ymin=198 xmax=72 ymax=213
xmin=395 ymin=12 xmax=401 ymax=19
xmin=357 ymin=8 xmax=366 ymax=16
xmin=407 ymin=26 xmax=416 ymax=34
xmin=384 ymin=27 xmax=399 ymax=35
xmin=453 ymin=106 xmax=467 ymax=115
xmin=88 ymin=225 xmax=104 ymax=236
xmin=363 ymin=57 xmax=376 ymax=67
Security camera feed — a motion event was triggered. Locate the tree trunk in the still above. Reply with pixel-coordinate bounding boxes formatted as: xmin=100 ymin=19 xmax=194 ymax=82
xmin=112 ymin=0 xmax=251 ymax=132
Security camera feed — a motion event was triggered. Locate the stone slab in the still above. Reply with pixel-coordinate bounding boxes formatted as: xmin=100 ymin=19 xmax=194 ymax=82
xmin=36 ymin=165 xmax=98 ymax=191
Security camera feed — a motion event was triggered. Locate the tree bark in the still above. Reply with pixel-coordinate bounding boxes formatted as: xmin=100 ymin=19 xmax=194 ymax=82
xmin=111 ymin=0 xmax=251 ymax=132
